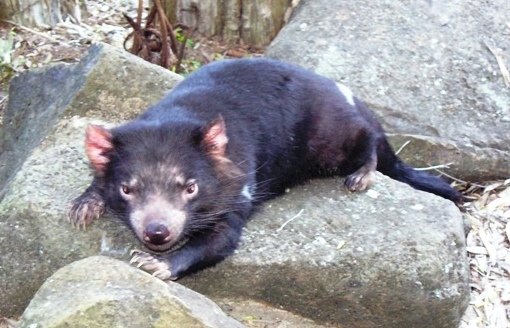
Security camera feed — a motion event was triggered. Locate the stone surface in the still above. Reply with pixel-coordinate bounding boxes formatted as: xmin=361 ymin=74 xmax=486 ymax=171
xmin=267 ymin=0 xmax=510 ymax=180
xmin=216 ymin=299 xmax=331 ymax=328
xmin=17 ymin=256 xmax=244 ymax=328
xmin=0 ymin=41 xmax=183 ymax=201
xmin=0 ymin=42 xmax=183 ymax=316
xmin=183 ymin=174 xmax=469 ymax=328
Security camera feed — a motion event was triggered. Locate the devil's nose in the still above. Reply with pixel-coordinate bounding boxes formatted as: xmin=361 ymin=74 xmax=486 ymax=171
xmin=143 ymin=223 xmax=171 ymax=245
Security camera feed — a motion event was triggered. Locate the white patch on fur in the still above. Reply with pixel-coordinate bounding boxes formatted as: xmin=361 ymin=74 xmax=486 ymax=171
xmin=336 ymin=83 xmax=355 ymax=106
xmin=129 ymin=177 xmax=138 ymax=187
xmin=241 ymin=184 xmax=252 ymax=200
xmin=174 ymin=175 xmax=186 ymax=186
xmin=168 ymin=166 xmax=185 ymax=185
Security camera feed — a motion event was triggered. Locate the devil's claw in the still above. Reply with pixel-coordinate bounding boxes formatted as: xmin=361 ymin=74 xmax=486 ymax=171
xmin=68 ymin=191 xmax=105 ymax=229
xmin=129 ymin=249 xmax=173 ymax=280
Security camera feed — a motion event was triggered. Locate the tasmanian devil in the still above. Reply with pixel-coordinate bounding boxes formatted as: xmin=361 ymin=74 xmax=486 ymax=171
xmin=69 ymin=58 xmax=462 ymax=280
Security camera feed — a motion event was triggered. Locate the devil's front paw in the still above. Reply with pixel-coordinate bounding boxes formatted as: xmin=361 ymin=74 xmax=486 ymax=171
xmin=130 ymin=249 xmax=174 ymax=280
xmin=68 ymin=191 xmax=105 ymax=229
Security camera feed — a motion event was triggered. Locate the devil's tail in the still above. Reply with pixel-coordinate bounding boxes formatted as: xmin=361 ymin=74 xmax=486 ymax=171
xmin=376 ymin=138 xmax=463 ymax=203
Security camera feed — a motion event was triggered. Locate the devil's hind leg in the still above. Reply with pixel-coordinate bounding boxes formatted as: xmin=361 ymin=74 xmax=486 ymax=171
xmin=308 ymin=113 xmax=379 ymax=192
xmin=344 ymin=145 xmax=377 ymax=191
xmin=341 ymin=125 xmax=379 ymax=192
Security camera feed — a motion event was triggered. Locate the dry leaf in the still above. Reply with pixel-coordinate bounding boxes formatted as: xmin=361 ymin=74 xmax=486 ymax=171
xmin=478 ymin=229 xmax=497 ymax=265
xmin=505 ymin=221 xmax=510 ymax=243
xmin=467 ymin=246 xmax=489 ymax=255
xmin=484 ymin=182 xmax=504 ymax=193
xmin=486 ymin=197 xmax=510 ymax=211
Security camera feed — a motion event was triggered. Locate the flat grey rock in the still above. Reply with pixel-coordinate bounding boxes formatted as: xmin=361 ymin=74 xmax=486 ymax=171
xmin=183 ymin=174 xmax=469 ymax=328
xmin=17 ymin=256 xmax=244 ymax=328
xmin=267 ymin=0 xmax=510 ymax=180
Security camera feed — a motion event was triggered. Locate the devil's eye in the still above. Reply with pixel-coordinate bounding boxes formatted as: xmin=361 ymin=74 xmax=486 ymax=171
xmin=121 ymin=185 xmax=131 ymax=195
xmin=185 ymin=181 xmax=198 ymax=195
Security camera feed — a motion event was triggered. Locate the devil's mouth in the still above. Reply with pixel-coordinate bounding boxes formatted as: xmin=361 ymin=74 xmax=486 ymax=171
xmin=144 ymin=237 xmax=190 ymax=253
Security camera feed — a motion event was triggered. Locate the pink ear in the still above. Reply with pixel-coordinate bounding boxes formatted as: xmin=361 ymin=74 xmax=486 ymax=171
xmin=202 ymin=115 xmax=228 ymax=157
xmin=85 ymin=125 xmax=113 ymax=174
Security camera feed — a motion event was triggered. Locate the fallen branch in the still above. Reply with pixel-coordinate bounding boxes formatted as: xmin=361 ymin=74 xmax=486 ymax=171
xmin=1 ymin=19 xmax=69 ymax=46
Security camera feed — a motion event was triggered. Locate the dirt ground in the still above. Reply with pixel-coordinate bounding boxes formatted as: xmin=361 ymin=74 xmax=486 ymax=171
xmin=0 ymin=1 xmax=508 ymax=327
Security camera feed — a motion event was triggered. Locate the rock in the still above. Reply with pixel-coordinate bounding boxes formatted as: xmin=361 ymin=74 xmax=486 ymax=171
xmin=216 ymin=299 xmax=330 ymax=328
xmin=0 ymin=42 xmax=183 ymax=201
xmin=267 ymin=0 xmax=510 ymax=180
xmin=0 ymin=42 xmax=183 ymax=316
xmin=0 ymin=41 xmax=468 ymax=328
xmin=182 ymin=174 xmax=469 ymax=328
xmin=17 ymin=256 xmax=244 ymax=328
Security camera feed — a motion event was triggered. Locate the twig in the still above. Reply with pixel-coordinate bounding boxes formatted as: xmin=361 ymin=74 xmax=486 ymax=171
xmin=154 ymin=0 xmax=171 ymax=68
xmin=414 ymin=162 xmax=453 ymax=171
xmin=485 ymin=41 xmax=510 ymax=87
xmin=276 ymin=209 xmax=304 ymax=232
xmin=175 ymin=4 xmax=200 ymax=73
xmin=395 ymin=140 xmax=411 ymax=155
xmin=432 ymin=167 xmax=485 ymax=188
xmin=136 ymin=0 xmax=143 ymax=27
xmin=1 ymin=19 xmax=69 ymax=46
xmin=123 ymin=12 xmax=141 ymax=54
xmin=162 ymin=11 xmax=179 ymax=55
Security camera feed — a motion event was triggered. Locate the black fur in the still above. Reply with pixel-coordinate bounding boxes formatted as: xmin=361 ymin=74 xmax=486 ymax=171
xmin=70 ymin=58 xmax=462 ymax=279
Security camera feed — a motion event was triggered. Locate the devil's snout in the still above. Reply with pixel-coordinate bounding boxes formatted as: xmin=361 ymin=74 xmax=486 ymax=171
xmin=143 ymin=223 xmax=171 ymax=245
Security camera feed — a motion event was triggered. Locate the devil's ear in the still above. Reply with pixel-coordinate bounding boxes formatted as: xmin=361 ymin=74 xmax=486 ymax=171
xmin=85 ymin=124 xmax=113 ymax=175
xmin=201 ymin=115 xmax=228 ymax=157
